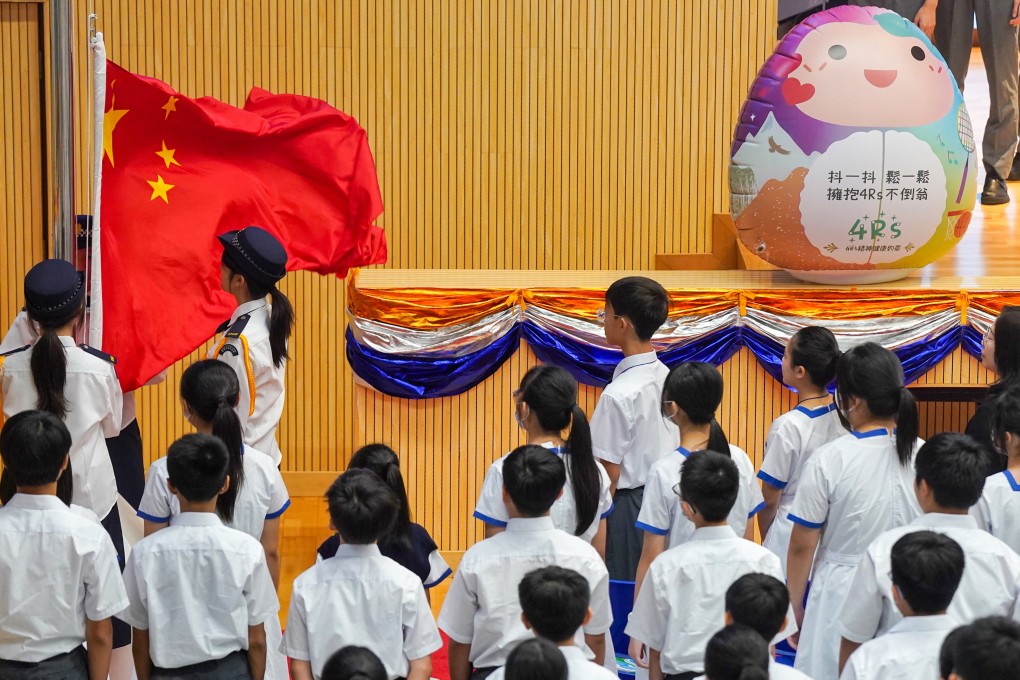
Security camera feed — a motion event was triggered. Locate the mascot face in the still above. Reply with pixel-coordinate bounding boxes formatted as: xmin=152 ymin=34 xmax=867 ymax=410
xmin=784 ymin=20 xmax=954 ymax=127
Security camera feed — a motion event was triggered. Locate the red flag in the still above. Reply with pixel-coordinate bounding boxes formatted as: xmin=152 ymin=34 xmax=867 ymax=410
xmin=99 ymin=60 xmax=386 ymax=391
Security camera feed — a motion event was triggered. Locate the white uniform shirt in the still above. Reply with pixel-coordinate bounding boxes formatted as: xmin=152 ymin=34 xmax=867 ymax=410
xmin=636 ymin=444 xmax=764 ymax=546
xmin=838 ymin=513 xmax=1020 ymax=643
xmin=973 ymin=470 xmax=1020 ymax=554
xmin=758 ymin=404 xmax=845 ymax=569
xmin=137 ymin=445 xmax=290 ymax=539
xmin=771 ymin=662 xmax=815 ymax=679
xmin=0 ymin=494 xmax=129 ymax=662
xmin=488 ymin=644 xmax=619 ymax=680
xmin=281 ymin=543 xmax=442 ymax=680
xmin=209 ymin=299 xmax=285 ymax=465
xmin=437 ymin=516 xmax=612 ymax=670
xmin=1 ymin=337 xmax=124 ymax=518
xmin=473 ymin=443 xmax=614 ymax=542
xmin=840 ymin=615 xmax=957 ymax=680
xmin=120 ymin=512 xmax=278 ymax=669
xmin=590 ymin=352 xmax=678 ymax=489
xmin=625 ymin=525 xmax=787 ymax=675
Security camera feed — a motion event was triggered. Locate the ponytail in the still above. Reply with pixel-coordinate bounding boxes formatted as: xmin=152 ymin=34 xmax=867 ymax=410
xmin=348 ymin=444 xmax=413 ymax=552
xmin=566 ymin=403 xmax=601 ymax=536
xmin=30 ymin=329 xmax=69 ymax=419
xmin=266 ymin=286 xmax=294 ymax=368
xmin=895 ymin=386 xmax=919 ymax=467
xmin=707 ymin=418 xmax=731 ymax=457
xmin=663 ymin=362 xmax=729 ymax=457
xmin=211 ymin=399 xmax=246 ymax=522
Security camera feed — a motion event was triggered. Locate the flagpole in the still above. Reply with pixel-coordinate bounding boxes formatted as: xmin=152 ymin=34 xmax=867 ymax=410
xmin=50 ymin=0 xmax=76 ymax=262
xmin=89 ymin=32 xmax=107 ymax=347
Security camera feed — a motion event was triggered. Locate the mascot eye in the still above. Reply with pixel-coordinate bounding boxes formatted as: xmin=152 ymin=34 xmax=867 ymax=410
xmin=911 ymin=46 xmax=925 ymax=61
xmin=828 ymin=44 xmax=847 ymax=60
xmin=756 ymin=242 xmax=767 ymax=253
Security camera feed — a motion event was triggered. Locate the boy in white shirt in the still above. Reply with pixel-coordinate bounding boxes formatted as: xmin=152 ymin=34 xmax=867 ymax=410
xmin=488 ymin=567 xmax=617 ymax=680
xmin=591 ymin=276 xmax=678 ymax=579
xmin=840 ymin=531 xmax=963 ymax=680
xmin=939 ymin=616 xmax=1020 ymax=680
xmin=283 ymin=468 xmax=441 ymax=680
xmin=121 ymin=434 xmax=279 ymax=680
xmin=723 ymin=574 xmax=809 ymax=680
xmin=0 ymin=411 xmax=129 ymax=680
xmin=837 ymin=433 xmax=1020 ymax=673
xmin=439 ymin=445 xmax=612 ymax=680
xmin=625 ymin=450 xmax=785 ymax=680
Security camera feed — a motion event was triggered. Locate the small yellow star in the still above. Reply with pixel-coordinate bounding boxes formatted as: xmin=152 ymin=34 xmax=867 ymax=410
xmin=102 ymin=97 xmax=129 ymax=167
xmin=161 ymin=95 xmax=179 ymax=119
xmin=155 ymin=141 xmax=180 ymax=169
xmin=147 ymin=174 xmax=175 ymax=204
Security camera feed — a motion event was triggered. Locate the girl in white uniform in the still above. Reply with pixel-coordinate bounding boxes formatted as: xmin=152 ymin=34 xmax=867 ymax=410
xmin=212 ymin=226 xmax=294 ymax=466
xmin=972 ymin=383 xmax=1020 ymax=552
xmin=786 ymin=342 xmax=922 ymax=680
xmin=758 ymin=327 xmax=845 ymax=574
xmin=137 ymin=359 xmax=290 ymax=680
xmin=474 ymin=365 xmax=613 ymax=552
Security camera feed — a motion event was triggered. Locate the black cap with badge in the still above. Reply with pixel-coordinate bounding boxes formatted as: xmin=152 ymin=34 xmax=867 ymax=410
xmin=218 ymin=226 xmax=288 ymax=286
xmin=24 ymin=259 xmax=86 ymax=322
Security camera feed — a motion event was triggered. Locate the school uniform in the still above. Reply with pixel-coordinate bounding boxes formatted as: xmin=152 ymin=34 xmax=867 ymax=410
xmin=839 ymin=614 xmax=956 ymax=680
xmin=316 ymin=523 xmax=452 ymax=589
xmin=838 ymin=513 xmax=1020 ymax=645
xmin=438 ymin=516 xmax=612 ymax=675
xmin=758 ymin=403 xmax=845 ymax=572
xmin=120 ymin=512 xmax=279 ymax=678
xmin=636 ymin=444 xmax=765 ymax=547
xmin=209 ymin=299 xmax=285 ymax=465
xmin=590 ymin=351 xmax=678 ymax=579
xmin=771 ymin=662 xmax=815 ymax=679
xmin=973 ymin=469 xmax=1020 ymax=553
xmin=787 ymin=430 xmax=922 ymax=680
xmin=487 ymin=644 xmax=619 ymax=680
xmin=0 ymin=494 xmax=128 ymax=678
xmin=281 ymin=543 xmax=442 ymax=680
xmin=625 ymin=525 xmax=788 ymax=679
xmin=0 ymin=337 xmax=123 ymax=519
xmin=474 ymin=442 xmax=614 ymax=542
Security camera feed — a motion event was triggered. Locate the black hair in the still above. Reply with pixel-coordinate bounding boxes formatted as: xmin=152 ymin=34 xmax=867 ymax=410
xmin=663 ymin=362 xmax=729 ymax=456
xmin=914 ymin=433 xmax=988 ymax=510
xmin=836 ymin=342 xmax=918 ymax=466
xmin=789 ymin=326 xmax=840 ymax=388
xmin=348 ymin=444 xmax=413 ymax=553
xmin=992 ymin=382 xmax=1020 ymax=456
xmin=222 ymin=255 xmax=294 ymax=368
xmin=504 ymin=638 xmax=568 ymax=680
xmin=518 ymin=566 xmax=590 ymax=643
xmin=890 ymin=530 xmax=964 ymax=615
xmin=26 ymin=300 xmax=85 ymax=420
xmin=326 ymin=468 xmax=399 ymax=545
xmin=518 ymin=365 xmax=600 ymax=535
xmin=320 ymin=646 xmax=387 ymax=680
xmin=991 ymin=306 xmax=1020 ymax=390
xmin=166 ymin=433 xmax=230 ymax=502
xmin=0 ymin=410 xmax=72 ymax=488
xmin=703 ymin=624 xmax=770 ymax=680
xmin=725 ymin=573 xmax=790 ymax=642
xmin=679 ymin=450 xmax=740 ymax=522
xmin=604 ymin=276 xmax=669 ymax=341
xmin=941 ymin=616 xmax=1020 ymax=679
xmin=502 ymin=445 xmax=567 ymax=518
xmin=180 ymin=360 xmax=246 ymax=523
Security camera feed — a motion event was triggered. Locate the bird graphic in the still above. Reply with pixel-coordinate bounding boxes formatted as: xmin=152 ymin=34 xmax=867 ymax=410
xmin=768 ymin=136 xmax=791 ymax=155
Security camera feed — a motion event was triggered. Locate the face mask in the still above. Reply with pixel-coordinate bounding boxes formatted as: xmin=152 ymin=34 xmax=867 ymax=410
xmin=514 ymin=404 xmax=529 ymax=430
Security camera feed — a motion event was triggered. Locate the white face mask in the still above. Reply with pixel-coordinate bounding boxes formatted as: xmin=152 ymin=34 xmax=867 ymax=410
xmin=514 ymin=403 xmax=529 ymax=430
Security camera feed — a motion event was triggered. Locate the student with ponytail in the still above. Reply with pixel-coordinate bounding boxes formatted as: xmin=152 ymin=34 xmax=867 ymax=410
xmin=474 ymin=365 xmax=613 ymax=552
xmin=786 ymin=342 xmax=923 ymax=679
xmin=212 ymin=226 xmax=294 ymax=466
xmin=316 ymin=443 xmax=452 ymax=594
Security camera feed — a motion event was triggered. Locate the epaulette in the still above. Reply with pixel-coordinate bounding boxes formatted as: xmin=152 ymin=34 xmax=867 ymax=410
xmin=0 ymin=345 xmax=30 ymax=358
xmin=78 ymin=344 xmax=117 ymax=365
xmin=215 ymin=318 xmax=231 ymax=334
xmin=225 ymin=314 xmax=251 ymax=339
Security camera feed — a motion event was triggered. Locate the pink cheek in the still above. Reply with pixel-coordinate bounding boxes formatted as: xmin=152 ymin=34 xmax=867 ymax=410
xmin=818 ymin=61 xmax=828 ymax=71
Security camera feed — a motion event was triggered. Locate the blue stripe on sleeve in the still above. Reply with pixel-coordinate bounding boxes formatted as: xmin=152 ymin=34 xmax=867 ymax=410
xmin=788 ymin=513 xmax=825 ymax=529
xmin=424 ymin=568 xmax=453 ymax=589
xmin=472 ymin=510 xmax=508 ymax=527
xmin=756 ymin=470 xmax=788 ymax=489
xmin=265 ymin=498 xmax=291 ymax=520
xmin=635 ymin=520 xmax=669 ymax=536
xmin=137 ymin=510 xmax=171 ymax=523
xmin=747 ymin=501 xmax=766 ymax=518
xmin=601 ymin=503 xmax=615 ymax=519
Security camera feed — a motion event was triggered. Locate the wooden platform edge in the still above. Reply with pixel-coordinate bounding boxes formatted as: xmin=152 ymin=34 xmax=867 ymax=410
xmin=656 ymin=214 xmax=780 ymax=271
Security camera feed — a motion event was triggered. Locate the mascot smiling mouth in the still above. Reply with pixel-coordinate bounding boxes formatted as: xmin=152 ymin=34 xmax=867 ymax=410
xmin=864 ymin=69 xmax=898 ymax=88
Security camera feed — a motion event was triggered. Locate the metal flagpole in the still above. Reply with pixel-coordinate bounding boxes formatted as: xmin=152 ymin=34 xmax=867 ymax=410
xmin=49 ymin=0 xmax=76 ymax=262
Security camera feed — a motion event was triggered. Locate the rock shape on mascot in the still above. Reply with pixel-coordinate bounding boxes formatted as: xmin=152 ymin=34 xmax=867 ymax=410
xmin=730 ymin=5 xmax=976 ymax=284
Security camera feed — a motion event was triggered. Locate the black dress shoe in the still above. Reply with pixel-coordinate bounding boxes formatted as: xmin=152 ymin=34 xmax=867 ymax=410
xmin=1009 ymin=153 xmax=1020 ymax=181
xmin=982 ymin=175 xmax=1010 ymax=205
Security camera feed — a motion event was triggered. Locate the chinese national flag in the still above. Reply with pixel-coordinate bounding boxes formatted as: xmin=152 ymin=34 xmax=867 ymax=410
xmin=100 ymin=60 xmax=386 ymax=391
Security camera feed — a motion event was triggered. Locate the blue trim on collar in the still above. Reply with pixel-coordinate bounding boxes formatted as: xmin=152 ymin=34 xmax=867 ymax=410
xmin=757 ymin=470 xmax=788 ymax=489
xmin=795 ymin=403 xmax=837 ymax=418
xmin=472 ymin=510 xmax=508 ymax=527
xmin=635 ymin=520 xmax=669 ymax=536
xmin=676 ymin=446 xmax=692 ymax=458
xmin=1003 ymin=470 xmax=1020 ymax=491
xmin=851 ymin=428 xmax=893 ymax=439
xmin=788 ymin=513 xmax=825 ymax=529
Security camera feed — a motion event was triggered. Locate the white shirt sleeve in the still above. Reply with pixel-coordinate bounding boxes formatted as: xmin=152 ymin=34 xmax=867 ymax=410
xmin=402 ymin=583 xmax=443 ymax=660
xmin=100 ymin=368 xmax=125 ymax=438
xmin=758 ymin=418 xmax=800 ymax=489
xmin=83 ymin=532 xmax=130 ymax=621
xmin=215 ymin=339 xmax=253 ymax=433
xmin=591 ymin=393 xmax=632 ymax=465
xmin=137 ymin=462 xmax=172 ymax=523
xmin=244 ymin=551 xmax=280 ymax=626
xmin=624 ymin=564 xmax=668 ymax=651
xmin=266 ymin=465 xmax=291 ymax=519
xmin=436 ymin=566 xmax=477 ymax=644
xmin=474 ymin=463 xmax=509 ymax=527
xmin=787 ymin=456 xmax=830 ymax=529
xmin=971 ymin=491 xmax=993 ymax=532
xmin=120 ymin=552 xmax=149 ymax=630
xmin=280 ymin=587 xmax=311 ymax=660
xmin=583 ymin=565 xmax=613 ymax=635
xmin=425 ymin=549 xmax=452 ymax=588
xmin=635 ymin=465 xmax=672 ymax=535
xmin=837 ymin=547 xmax=884 ymax=643
xmin=597 ymin=464 xmax=614 ymax=519
xmin=839 ymin=652 xmax=861 ymax=680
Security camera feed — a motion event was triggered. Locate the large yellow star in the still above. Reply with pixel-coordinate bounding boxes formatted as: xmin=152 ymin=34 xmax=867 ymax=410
xmin=162 ymin=96 xmax=179 ymax=119
xmin=102 ymin=97 xmax=129 ymax=167
xmin=147 ymin=174 xmax=175 ymax=204
xmin=155 ymin=141 xmax=180 ymax=169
